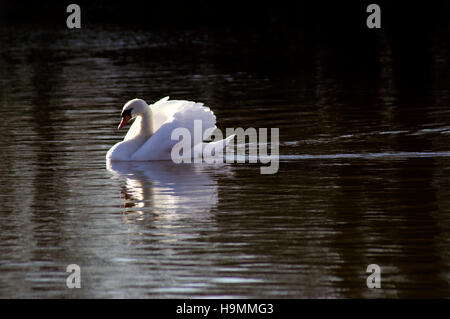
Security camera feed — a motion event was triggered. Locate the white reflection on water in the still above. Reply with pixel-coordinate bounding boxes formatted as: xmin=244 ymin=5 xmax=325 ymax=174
xmin=106 ymin=160 xmax=222 ymax=225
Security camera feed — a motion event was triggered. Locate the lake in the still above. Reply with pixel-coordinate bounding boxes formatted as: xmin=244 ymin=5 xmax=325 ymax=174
xmin=0 ymin=18 xmax=449 ymax=298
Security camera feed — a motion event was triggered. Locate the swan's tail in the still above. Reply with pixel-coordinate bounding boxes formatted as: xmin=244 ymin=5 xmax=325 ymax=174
xmin=202 ymin=134 xmax=235 ymax=149
xmin=191 ymin=134 xmax=236 ymax=159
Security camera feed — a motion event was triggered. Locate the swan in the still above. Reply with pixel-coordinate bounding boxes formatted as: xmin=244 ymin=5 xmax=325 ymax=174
xmin=106 ymin=97 xmax=234 ymax=161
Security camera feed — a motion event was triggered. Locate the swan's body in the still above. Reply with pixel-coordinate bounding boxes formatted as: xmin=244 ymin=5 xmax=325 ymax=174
xmin=106 ymin=97 xmax=233 ymax=161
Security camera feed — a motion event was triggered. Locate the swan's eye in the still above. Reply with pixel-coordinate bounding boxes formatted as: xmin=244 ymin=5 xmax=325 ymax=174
xmin=121 ymin=108 xmax=133 ymax=118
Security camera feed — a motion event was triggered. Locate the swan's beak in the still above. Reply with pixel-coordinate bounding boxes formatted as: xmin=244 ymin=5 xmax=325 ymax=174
xmin=118 ymin=115 xmax=131 ymax=129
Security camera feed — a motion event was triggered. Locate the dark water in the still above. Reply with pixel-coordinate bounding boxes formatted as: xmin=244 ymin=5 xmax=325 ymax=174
xmin=0 ymin=22 xmax=449 ymax=298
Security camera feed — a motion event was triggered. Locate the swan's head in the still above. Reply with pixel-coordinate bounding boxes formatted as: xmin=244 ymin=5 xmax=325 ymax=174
xmin=118 ymin=98 xmax=148 ymax=129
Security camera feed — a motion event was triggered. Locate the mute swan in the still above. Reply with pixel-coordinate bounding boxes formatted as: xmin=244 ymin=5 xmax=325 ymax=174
xmin=106 ymin=97 xmax=234 ymax=161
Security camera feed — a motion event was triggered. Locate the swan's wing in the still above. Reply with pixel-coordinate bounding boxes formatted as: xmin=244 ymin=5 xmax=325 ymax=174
xmin=150 ymin=96 xmax=170 ymax=132
xmin=150 ymin=97 xmax=216 ymax=133
xmin=130 ymin=120 xmax=182 ymax=160
xmin=131 ymin=100 xmax=217 ymax=161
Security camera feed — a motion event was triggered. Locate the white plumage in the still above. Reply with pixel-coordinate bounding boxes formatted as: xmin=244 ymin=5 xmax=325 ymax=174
xmin=106 ymin=97 xmax=233 ymax=161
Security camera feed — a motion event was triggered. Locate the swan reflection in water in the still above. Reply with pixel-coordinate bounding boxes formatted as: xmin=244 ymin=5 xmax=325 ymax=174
xmin=107 ymin=160 xmax=229 ymax=226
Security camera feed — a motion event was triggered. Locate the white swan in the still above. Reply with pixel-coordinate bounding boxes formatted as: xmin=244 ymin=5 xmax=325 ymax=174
xmin=106 ymin=97 xmax=234 ymax=161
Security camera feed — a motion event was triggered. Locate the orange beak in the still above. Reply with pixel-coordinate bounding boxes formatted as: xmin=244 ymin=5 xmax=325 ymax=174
xmin=118 ymin=114 xmax=131 ymax=129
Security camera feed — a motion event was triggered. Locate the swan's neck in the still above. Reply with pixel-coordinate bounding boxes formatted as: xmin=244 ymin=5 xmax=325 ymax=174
xmin=137 ymin=108 xmax=154 ymax=139
xmin=107 ymin=108 xmax=154 ymax=161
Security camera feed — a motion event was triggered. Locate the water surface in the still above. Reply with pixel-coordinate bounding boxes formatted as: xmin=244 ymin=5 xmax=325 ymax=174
xmin=0 ymin=24 xmax=449 ymax=298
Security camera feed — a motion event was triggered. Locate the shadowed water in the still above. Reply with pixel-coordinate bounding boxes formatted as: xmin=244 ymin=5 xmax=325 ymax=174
xmin=0 ymin=23 xmax=449 ymax=298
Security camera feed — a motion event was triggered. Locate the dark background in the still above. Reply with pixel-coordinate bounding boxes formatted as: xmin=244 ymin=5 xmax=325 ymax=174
xmin=1 ymin=1 xmax=449 ymax=90
xmin=0 ymin=1 xmax=449 ymax=299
